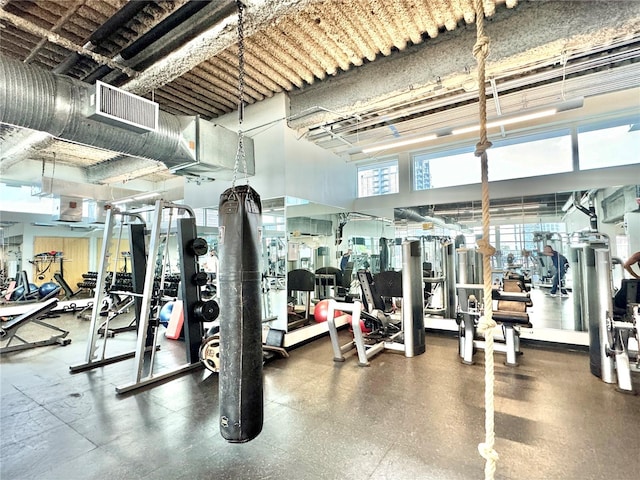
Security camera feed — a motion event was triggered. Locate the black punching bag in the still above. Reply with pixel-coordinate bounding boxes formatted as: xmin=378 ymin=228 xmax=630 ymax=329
xmin=218 ymin=185 xmax=263 ymax=443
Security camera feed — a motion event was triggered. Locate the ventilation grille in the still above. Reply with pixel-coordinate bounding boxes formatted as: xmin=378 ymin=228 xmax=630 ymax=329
xmin=88 ymin=81 xmax=158 ymax=134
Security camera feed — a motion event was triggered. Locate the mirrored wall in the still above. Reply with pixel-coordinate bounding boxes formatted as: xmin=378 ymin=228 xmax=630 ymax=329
xmin=393 ymin=185 xmax=638 ymax=333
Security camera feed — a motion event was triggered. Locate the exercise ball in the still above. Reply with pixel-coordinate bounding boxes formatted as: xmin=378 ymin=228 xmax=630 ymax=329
xmin=159 ymin=302 xmax=174 ymax=327
xmin=38 ymin=282 xmax=58 ymax=299
xmin=346 ymin=315 xmax=373 ymax=334
xmin=10 ymin=286 xmax=24 ymax=301
xmin=10 ymin=284 xmax=38 ymax=301
xmin=358 ymin=316 xmax=372 ymax=334
xmin=313 ymin=299 xmax=342 ymax=323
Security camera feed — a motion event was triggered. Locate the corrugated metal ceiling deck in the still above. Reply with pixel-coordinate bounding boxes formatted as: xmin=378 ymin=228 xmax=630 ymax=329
xmin=0 ymin=0 xmax=514 ymax=120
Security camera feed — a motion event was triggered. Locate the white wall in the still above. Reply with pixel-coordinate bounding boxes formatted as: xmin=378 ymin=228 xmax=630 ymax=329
xmin=283 ymin=118 xmax=355 ymax=208
xmin=624 ymin=211 xmax=640 ymax=256
xmin=184 ymin=94 xmax=357 ymax=209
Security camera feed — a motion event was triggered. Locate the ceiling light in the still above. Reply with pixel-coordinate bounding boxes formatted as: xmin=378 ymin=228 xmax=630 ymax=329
xmin=133 ymin=192 xmax=160 ymax=201
xmin=358 ymin=98 xmax=583 ymax=154
xmin=362 ymin=134 xmax=437 ymax=154
xmin=451 ymin=109 xmax=558 ymax=135
xmin=500 ymin=204 xmax=541 ymax=211
xmin=112 ymin=192 xmax=160 ymax=206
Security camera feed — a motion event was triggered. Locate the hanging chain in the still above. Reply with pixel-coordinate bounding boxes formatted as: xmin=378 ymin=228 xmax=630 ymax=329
xmin=232 ymin=0 xmax=249 ymax=188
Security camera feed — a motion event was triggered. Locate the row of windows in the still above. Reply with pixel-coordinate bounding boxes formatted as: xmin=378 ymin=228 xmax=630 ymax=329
xmin=357 ymin=116 xmax=640 ymax=197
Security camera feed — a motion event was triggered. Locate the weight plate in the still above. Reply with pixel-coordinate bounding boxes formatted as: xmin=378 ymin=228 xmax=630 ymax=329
xmin=191 ymin=237 xmax=209 ymax=256
xmin=193 ymin=271 xmax=208 ymax=286
xmin=199 ymin=335 xmax=221 ymax=373
xmin=194 ymin=300 xmax=220 ymax=322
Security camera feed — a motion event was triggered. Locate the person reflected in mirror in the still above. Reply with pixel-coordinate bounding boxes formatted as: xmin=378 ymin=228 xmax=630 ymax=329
xmin=204 ymin=248 xmax=219 ymax=280
xmin=340 ymin=249 xmax=352 ymax=271
xmin=623 ymin=251 xmax=640 ymax=279
xmin=543 ymin=245 xmax=569 ymax=297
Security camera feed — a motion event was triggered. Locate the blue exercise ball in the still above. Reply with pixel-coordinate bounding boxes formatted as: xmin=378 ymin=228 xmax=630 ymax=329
xmin=39 ymin=282 xmax=59 ymax=299
xmin=10 ymin=286 xmax=25 ymax=301
xmin=10 ymin=283 xmax=38 ymax=301
xmin=159 ymin=302 xmax=174 ymax=327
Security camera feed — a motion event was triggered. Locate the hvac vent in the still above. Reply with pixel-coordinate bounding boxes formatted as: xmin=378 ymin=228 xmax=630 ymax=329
xmin=56 ymin=196 xmax=83 ymax=223
xmin=88 ymin=81 xmax=158 ymax=133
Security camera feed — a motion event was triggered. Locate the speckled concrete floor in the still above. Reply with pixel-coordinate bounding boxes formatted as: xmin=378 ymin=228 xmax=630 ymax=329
xmin=1 ymin=311 xmax=638 ymax=480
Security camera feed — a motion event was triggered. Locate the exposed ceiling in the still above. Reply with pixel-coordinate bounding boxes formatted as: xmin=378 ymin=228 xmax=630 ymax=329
xmin=0 ymin=0 xmax=639 ymax=196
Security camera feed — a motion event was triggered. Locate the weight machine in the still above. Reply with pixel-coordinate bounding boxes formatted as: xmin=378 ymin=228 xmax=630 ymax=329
xmin=114 ymin=201 xmax=218 ymax=394
xmin=572 ymin=234 xmax=639 ymax=394
xmin=327 ymin=239 xmax=426 ymax=366
xmin=422 ymin=236 xmax=455 ymax=318
xmin=456 ymin=283 xmax=533 ymax=366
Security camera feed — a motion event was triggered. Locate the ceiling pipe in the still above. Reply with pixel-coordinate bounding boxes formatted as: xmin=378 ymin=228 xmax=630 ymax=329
xmin=85 ymin=0 xmax=219 ymax=84
xmin=0 ymin=9 xmax=137 ymax=78
xmin=120 ymin=0 xmax=327 ymax=96
xmin=394 ymin=208 xmax=463 ymax=231
xmin=0 ymin=54 xmax=193 ymax=169
xmin=53 ymin=0 xmax=152 ymax=75
xmin=108 ymin=1 xmax=235 ymax=86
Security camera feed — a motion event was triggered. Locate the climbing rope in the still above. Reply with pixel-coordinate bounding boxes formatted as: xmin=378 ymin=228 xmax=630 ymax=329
xmin=472 ymin=0 xmax=499 ymax=478
xmin=231 ymin=0 xmax=249 ymax=189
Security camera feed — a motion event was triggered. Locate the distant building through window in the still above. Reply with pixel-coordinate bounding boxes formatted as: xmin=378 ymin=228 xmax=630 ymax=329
xmin=357 ymin=159 xmax=399 ymax=197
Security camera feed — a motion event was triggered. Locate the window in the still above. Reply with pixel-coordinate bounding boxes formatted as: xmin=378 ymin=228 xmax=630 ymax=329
xmin=489 ymin=130 xmax=573 ymax=181
xmin=357 ymin=159 xmax=399 ymax=197
xmin=578 ymin=118 xmax=640 ymax=170
xmin=0 ymin=184 xmax=57 ymax=214
xmin=413 ymin=130 xmax=572 ymax=190
xmin=413 ymin=151 xmax=479 ymax=190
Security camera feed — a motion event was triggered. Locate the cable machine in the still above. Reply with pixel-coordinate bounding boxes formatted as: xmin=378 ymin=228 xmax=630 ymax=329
xmin=422 ymin=236 xmax=455 ymax=319
xmin=569 ymin=232 xmax=638 ymax=393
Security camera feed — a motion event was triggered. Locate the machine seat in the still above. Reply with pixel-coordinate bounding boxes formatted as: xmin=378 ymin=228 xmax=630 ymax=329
xmin=493 ymin=310 xmax=532 ymax=327
xmin=613 ymin=279 xmax=640 ymax=319
xmin=492 ymin=290 xmax=533 ymax=307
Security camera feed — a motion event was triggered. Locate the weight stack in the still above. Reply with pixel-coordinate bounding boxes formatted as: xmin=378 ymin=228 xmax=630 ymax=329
xmin=218 ymin=185 xmax=263 ymax=443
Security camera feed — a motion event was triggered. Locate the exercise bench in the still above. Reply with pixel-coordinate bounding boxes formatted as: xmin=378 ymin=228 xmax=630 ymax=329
xmin=0 ymin=298 xmax=71 ymax=354
xmin=54 ymin=273 xmax=83 ymax=300
xmin=457 ymin=285 xmax=533 ymax=366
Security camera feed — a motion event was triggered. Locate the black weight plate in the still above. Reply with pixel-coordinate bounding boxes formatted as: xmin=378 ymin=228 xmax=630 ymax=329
xmin=191 ymin=237 xmax=209 ymax=256
xmin=194 ymin=300 xmax=220 ymax=322
xmin=193 ymin=271 xmax=208 ymax=286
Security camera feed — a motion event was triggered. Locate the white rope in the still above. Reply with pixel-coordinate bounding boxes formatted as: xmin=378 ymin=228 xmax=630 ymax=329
xmin=473 ymin=1 xmax=499 ymax=478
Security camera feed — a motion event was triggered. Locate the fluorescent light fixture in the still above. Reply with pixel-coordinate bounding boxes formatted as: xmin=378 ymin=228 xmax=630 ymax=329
xmin=358 ymin=98 xmax=583 ymax=154
xmin=362 ymin=134 xmax=437 ymax=154
xmin=452 ymin=109 xmax=558 ymax=135
xmin=112 ymin=192 xmax=159 ymax=206
xmin=500 ymin=204 xmax=541 ymax=212
xmin=133 ymin=192 xmax=160 ymax=201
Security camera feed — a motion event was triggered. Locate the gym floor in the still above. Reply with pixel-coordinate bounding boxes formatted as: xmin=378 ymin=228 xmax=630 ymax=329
xmin=1 ymin=304 xmax=639 ymax=480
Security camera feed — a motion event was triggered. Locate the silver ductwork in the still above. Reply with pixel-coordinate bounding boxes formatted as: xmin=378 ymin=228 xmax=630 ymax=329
xmin=394 ymin=208 xmax=463 ymax=231
xmin=0 ymin=54 xmax=253 ymax=178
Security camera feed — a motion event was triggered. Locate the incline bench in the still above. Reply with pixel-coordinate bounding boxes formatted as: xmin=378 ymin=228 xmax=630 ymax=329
xmin=0 ymin=298 xmax=71 ymax=354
